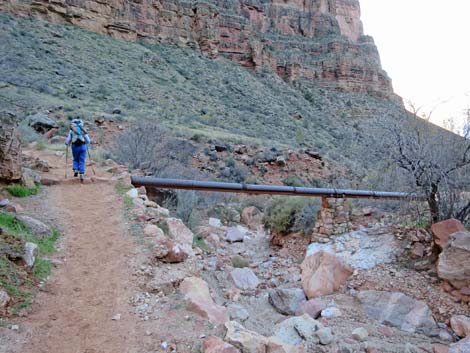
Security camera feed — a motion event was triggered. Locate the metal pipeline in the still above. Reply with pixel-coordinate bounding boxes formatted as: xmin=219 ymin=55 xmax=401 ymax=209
xmin=131 ymin=176 xmax=420 ymax=200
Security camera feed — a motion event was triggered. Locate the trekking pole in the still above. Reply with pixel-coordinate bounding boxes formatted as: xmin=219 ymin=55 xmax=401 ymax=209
xmin=65 ymin=145 xmax=69 ymax=179
xmin=87 ymin=145 xmax=96 ymax=175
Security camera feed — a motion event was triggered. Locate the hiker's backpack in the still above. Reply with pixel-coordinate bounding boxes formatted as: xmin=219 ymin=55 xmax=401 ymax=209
xmin=70 ymin=119 xmax=87 ymax=144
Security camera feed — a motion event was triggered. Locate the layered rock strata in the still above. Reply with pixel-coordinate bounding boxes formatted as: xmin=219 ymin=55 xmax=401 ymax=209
xmin=1 ymin=0 xmax=395 ymax=97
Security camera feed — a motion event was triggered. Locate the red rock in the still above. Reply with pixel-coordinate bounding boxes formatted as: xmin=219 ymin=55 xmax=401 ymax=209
xmin=137 ymin=186 xmax=146 ymax=195
xmin=431 ymin=219 xmax=465 ymax=250
xmin=295 ymin=299 xmax=326 ymax=319
xmin=240 ymin=206 xmax=263 ymax=230
xmin=378 ymin=326 xmax=394 ymax=337
xmin=433 ymin=345 xmax=449 ymax=353
xmin=460 ymin=288 xmax=470 ymax=296
xmin=451 ymin=315 xmax=470 ymax=337
xmin=438 ymin=231 xmax=470 ymax=289
xmin=443 ymin=281 xmax=454 ymax=293
xmin=0 ymin=117 xmax=22 ymax=181
xmin=41 ymin=177 xmax=60 ymax=186
xmin=300 ymin=251 xmax=353 ymax=299
xmin=180 ymin=277 xmax=228 ymax=325
xmin=4 ymin=203 xmax=23 ymax=213
xmin=0 ymin=0 xmax=394 ymax=99
xmin=411 ymin=242 xmax=425 ymax=258
xmin=203 ymin=336 xmax=239 ymax=353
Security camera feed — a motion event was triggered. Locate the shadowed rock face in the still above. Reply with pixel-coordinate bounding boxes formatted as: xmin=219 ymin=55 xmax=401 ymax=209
xmin=1 ymin=0 xmax=395 ymax=97
xmin=0 ymin=112 xmax=21 ymax=181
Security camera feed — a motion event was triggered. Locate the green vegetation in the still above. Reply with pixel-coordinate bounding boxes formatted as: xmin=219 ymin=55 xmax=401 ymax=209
xmin=193 ymin=235 xmax=211 ymax=254
xmin=263 ymin=197 xmax=320 ymax=234
xmin=115 ymin=181 xmax=131 ymax=196
xmin=0 ymin=213 xmax=60 ymax=313
xmin=5 ymin=184 xmax=40 ymax=198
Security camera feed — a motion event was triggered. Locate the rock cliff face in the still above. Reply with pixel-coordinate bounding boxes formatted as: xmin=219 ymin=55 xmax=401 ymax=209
xmin=1 ymin=0 xmax=394 ymax=97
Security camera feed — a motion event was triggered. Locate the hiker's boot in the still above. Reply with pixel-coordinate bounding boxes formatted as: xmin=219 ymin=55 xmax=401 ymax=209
xmin=74 ymin=170 xmax=78 ymax=177
xmin=79 ymin=173 xmax=84 ymax=183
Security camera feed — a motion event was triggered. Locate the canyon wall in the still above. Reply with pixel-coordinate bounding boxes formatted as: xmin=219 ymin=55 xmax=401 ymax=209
xmin=1 ymin=0 xmax=395 ymax=97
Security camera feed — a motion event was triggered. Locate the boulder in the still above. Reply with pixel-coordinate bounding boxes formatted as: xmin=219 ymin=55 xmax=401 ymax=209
xmin=22 ymin=167 xmax=41 ymax=188
xmin=449 ymin=337 xmax=470 ymax=353
xmin=15 ymin=215 xmax=52 ymax=239
xmin=180 ymin=277 xmax=228 ymax=325
xmin=0 ymin=198 xmax=9 ymax=207
xmin=450 ymin=315 xmax=470 ymax=338
xmin=274 ymin=314 xmax=322 ymax=345
xmin=357 ymin=290 xmax=437 ymax=334
xmin=27 ymin=113 xmax=58 ymax=133
xmin=230 ymin=268 xmax=260 ymax=290
xmin=306 ymin=229 xmax=403 ymax=270
xmin=225 ymin=321 xmax=268 ymax=353
xmin=23 ymin=242 xmax=38 ymax=267
xmin=203 ymin=336 xmax=240 ymax=353
xmin=431 ymin=219 xmax=466 ymax=250
xmin=300 ymin=251 xmax=353 ymax=298
xmin=226 ymin=226 xmax=246 ymax=243
xmin=0 ymin=113 xmax=22 ymax=181
xmin=268 ymin=288 xmax=306 ymax=316
xmin=209 ymin=218 xmax=223 ymax=228
xmin=164 ymin=218 xmax=194 ymax=256
xmin=241 ymin=206 xmax=264 ymax=230
xmin=4 ymin=203 xmax=23 ymax=213
xmin=160 ymin=242 xmax=189 ymax=263
xmin=295 ymin=299 xmax=326 ymax=319
xmin=0 ymin=289 xmax=10 ymax=308
xmin=143 ymin=224 xmax=164 ymax=238
xmin=227 ymin=303 xmax=250 ymax=322
xmin=438 ymin=231 xmax=470 ymax=288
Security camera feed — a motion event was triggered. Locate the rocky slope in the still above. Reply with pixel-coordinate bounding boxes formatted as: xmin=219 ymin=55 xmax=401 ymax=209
xmin=1 ymin=0 xmax=398 ymax=99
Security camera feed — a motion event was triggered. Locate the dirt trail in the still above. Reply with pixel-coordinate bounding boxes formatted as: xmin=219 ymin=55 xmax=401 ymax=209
xmin=19 ymin=182 xmax=144 ymax=353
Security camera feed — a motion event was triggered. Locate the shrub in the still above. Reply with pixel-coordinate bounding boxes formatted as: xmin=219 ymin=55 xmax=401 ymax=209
xmin=264 ymin=196 xmax=320 ymax=234
xmin=282 ymin=175 xmax=304 ymax=187
xmin=264 ymin=197 xmax=307 ymax=233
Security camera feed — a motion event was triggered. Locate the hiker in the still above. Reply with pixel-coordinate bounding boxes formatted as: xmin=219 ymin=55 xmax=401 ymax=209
xmin=65 ymin=119 xmax=91 ymax=182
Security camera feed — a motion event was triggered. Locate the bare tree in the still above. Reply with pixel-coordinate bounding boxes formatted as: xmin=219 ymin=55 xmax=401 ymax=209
xmin=375 ymin=112 xmax=470 ymax=225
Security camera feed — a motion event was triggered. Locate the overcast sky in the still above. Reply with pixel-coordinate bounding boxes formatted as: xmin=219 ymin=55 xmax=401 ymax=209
xmin=360 ymin=0 xmax=470 ymax=132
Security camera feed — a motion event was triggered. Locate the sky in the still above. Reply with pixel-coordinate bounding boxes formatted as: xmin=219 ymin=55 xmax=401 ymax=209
xmin=359 ymin=0 xmax=470 ymax=133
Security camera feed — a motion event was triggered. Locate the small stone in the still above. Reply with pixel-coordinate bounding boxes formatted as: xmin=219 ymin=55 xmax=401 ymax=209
xmin=295 ymin=299 xmax=326 ymax=319
xmin=351 ymin=327 xmax=368 ymax=342
xmin=433 ymin=344 xmax=449 ymax=353
xmin=227 ymin=304 xmax=250 ymax=322
xmin=126 ymin=188 xmax=139 ymax=199
xmin=226 ymin=227 xmax=245 ymax=243
xmin=404 ymin=343 xmax=420 ymax=353
xmin=321 ymin=307 xmax=342 ymax=318
xmin=9 ymin=325 xmax=19 ymax=331
xmin=230 ymin=268 xmax=260 ymax=290
xmin=161 ymin=341 xmax=168 ymax=349
xmin=209 ymin=218 xmax=222 ymax=228
xmin=23 ymin=242 xmax=38 ymax=267
xmin=268 ymin=288 xmax=306 ymax=316
xmin=315 ymin=327 xmax=333 ymax=345
xmin=112 ymin=313 xmax=121 ymax=320
xmin=231 ymin=255 xmax=249 ymax=268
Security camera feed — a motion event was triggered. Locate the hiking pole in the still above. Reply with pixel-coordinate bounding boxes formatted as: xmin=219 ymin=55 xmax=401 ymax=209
xmin=87 ymin=145 xmax=96 ymax=175
xmin=65 ymin=145 xmax=69 ymax=179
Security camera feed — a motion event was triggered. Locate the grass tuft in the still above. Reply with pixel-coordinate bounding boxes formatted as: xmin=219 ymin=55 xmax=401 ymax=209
xmin=5 ymin=185 xmax=40 ymax=198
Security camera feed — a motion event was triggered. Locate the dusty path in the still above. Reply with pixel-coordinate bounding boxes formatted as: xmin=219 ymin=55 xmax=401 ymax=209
xmin=19 ymin=182 xmax=144 ymax=353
